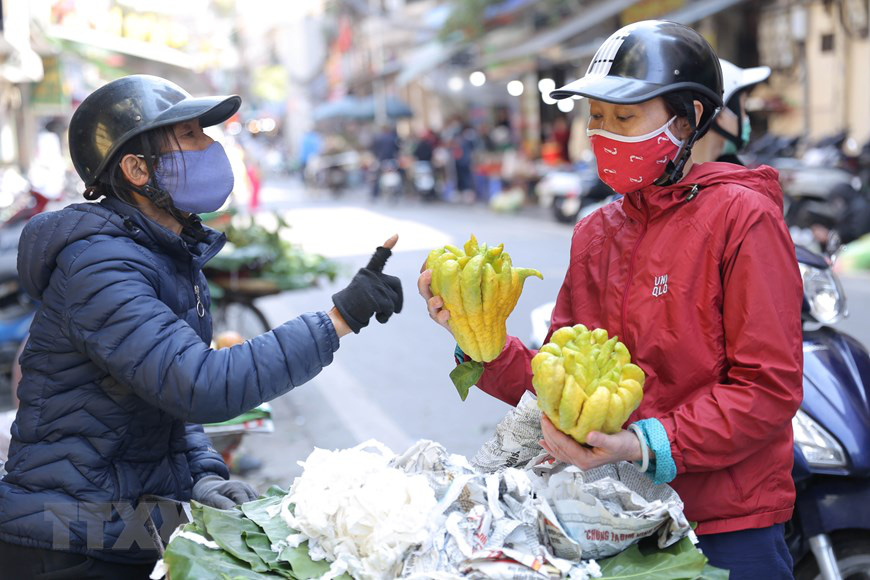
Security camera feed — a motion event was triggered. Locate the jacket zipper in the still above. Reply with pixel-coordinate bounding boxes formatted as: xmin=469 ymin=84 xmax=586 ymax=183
xmin=621 ymin=192 xmax=649 ymax=340
xmin=193 ymin=283 xmax=205 ymax=318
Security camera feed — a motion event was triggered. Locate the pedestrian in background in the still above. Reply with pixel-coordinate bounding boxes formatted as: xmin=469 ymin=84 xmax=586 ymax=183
xmin=370 ymin=124 xmax=402 ymax=200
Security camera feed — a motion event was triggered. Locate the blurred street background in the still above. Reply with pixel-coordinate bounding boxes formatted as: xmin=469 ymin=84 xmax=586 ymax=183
xmin=1 ymin=0 xmax=870 ymax=486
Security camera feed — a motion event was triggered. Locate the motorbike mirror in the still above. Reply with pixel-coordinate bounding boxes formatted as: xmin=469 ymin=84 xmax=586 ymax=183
xmin=826 ymin=230 xmax=843 ymax=263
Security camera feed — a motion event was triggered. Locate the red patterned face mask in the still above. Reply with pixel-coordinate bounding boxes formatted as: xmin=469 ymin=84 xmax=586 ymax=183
xmin=587 ymin=116 xmax=683 ymax=194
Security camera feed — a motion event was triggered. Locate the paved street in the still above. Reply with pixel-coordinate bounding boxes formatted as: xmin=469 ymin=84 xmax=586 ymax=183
xmin=236 ymin=178 xmax=572 ymax=489
xmin=236 ymin=176 xmax=870 ymax=491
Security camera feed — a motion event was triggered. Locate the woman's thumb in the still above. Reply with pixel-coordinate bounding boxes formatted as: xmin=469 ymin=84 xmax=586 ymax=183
xmin=585 ymin=431 xmax=612 ymax=449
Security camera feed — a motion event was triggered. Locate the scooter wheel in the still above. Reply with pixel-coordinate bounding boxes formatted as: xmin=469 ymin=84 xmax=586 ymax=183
xmin=795 ymin=533 xmax=870 ymax=580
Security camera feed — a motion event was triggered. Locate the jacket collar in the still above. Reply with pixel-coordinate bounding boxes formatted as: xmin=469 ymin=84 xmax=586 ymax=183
xmin=100 ymin=196 xmax=225 ymax=269
xmin=621 ymin=163 xmax=710 ymax=222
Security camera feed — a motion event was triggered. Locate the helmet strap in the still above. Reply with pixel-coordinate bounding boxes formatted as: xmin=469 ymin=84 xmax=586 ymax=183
xmin=711 ymin=122 xmax=744 ymax=149
xmin=711 ymin=97 xmax=746 ymax=149
xmin=655 ymin=105 xmax=722 ymax=186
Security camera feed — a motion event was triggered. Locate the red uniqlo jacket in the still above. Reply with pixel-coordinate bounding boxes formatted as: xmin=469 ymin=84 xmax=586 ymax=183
xmin=476 ymin=162 xmax=803 ymax=535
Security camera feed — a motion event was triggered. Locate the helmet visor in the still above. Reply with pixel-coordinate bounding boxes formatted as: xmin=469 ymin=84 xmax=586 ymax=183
xmin=551 ymin=76 xmax=722 ymax=107
xmin=153 ymin=95 xmax=241 ymax=128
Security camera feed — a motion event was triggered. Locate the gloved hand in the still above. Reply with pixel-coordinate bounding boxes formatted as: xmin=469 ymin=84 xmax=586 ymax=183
xmin=192 ymin=475 xmax=258 ymax=509
xmin=332 ymin=239 xmax=403 ymax=333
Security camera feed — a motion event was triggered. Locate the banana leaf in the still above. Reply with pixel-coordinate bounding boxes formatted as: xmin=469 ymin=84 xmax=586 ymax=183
xmin=239 ymin=493 xmax=294 ymax=548
xmin=165 ymin=492 xmax=345 ymax=580
xmin=162 ymin=524 xmax=280 ymax=579
xmin=598 ymin=536 xmax=727 ymax=579
xmin=277 ymin=542 xmax=341 ymax=580
xmin=243 ymin=530 xmax=297 ymax=578
xmin=195 ymin=503 xmax=272 ymax=574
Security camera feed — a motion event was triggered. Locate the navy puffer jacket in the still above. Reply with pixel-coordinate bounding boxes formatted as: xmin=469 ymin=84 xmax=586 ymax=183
xmin=0 ymin=197 xmax=339 ymax=563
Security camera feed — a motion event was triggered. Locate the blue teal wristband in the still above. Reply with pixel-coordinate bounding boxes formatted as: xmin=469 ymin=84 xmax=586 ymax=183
xmin=454 ymin=344 xmax=466 ymax=365
xmin=632 ymin=418 xmax=677 ymax=485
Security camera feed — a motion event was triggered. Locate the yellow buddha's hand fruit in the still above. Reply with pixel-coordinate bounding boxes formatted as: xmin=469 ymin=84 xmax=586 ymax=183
xmin=426 ymin=234 xmax=542 ymax=363
xmin=532 ymin=325 xmax=645 ymax=444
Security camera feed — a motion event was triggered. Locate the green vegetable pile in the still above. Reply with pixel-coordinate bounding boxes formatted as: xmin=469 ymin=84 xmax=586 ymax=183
xmin=163 ymin=487 xmax=349 ymax=579
xmin=205 ymin=213 xmax=340 ymax=292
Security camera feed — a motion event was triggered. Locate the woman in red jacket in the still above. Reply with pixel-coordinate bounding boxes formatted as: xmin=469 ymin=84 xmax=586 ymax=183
xmin=419 ymin=20 xmax=802 ymax=579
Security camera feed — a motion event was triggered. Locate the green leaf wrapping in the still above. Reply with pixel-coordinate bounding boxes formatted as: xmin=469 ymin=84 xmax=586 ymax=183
xmin=164 ymin=494 xmax=350 ymax=580
xmin=239 ymin=492 xmax=294 ymax=548
xmin=278 ymin=543 xmax=339 ymax=579
xmin=162 ymin=524 xmax=276 ymax=579
xmin=195 ymin=503 xmax=271 ymax=573
xmin=243 ymin=530 xmax=296 ymax=578
xmin=449 ymin=360 xmax=484 ymax=401
xmin=598 ymin=536 xmax=727 ymax=579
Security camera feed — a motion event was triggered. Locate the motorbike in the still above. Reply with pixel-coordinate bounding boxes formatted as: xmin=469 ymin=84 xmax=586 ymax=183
xmin=305 ymin=150 xmax=360 ymax=196
xmin=377 ymin=158 xmax=404 ymax=202
xmin=747 ymin=132 xmax=865 ymax=236
xmin=412 ymin=160 xmax=437 ymax=201
xmin=535 ymin=162 xmax=613 ymax=223
xmin=788 ymin=245 xmax=870 ymax=580
xmin=0 ymin=179 xmax=50 ymax=410
xmin=528 ymin=245 xmax=870 ymax=580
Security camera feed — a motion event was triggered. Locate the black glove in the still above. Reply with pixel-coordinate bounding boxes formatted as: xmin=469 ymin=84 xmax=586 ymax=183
xmin=192 ymin=475 xmax=258 ymax=509
xmin=332 ymin=246 xmax=403 ymax=333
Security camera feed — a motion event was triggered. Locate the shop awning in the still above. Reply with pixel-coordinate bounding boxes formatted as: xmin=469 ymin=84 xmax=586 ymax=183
xmin=313 ymin=95 xmax=413 ymax=122
xmin=47 ymin=25 xmax=196 ymax=70
xmin=559 ymin=0 xmax=748 ymax=62
xmin=396 ymin=40 xmax=463 ymax=86
xmin=481 ymin=0 xmax=640 ymax=66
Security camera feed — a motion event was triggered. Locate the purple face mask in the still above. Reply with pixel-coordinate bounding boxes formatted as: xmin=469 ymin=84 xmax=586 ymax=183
xmin=155 ymin=141 xmax=234 ymax=214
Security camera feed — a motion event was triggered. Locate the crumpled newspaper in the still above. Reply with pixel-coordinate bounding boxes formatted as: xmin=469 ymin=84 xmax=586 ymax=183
xmin=277 ymin=391 xmax=691 ymax=578
xmin=393 ymin=442 xmax=598 ymax=580
xmin=474 ymin=392 xmax=693 ymax=559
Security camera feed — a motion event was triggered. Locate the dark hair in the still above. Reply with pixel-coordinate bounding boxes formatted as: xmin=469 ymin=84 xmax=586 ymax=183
xmin=662 ymin=90 xmax=719 ymax=139
xmin=83 ymin=126 xmax=189 ymax=224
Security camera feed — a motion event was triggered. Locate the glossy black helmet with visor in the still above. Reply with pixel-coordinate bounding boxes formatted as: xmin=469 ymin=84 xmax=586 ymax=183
xmin=551 ymin=20 xmax=724 ymax=186
xmin=70 ymin=75 xmax=241 ymax=187
xmin=69 ymin=75 xmax=240 ymax=236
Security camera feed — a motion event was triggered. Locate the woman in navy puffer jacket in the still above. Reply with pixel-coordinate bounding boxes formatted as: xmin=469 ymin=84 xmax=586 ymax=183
xmin=0 ymin=75 xmax=403 ymax=579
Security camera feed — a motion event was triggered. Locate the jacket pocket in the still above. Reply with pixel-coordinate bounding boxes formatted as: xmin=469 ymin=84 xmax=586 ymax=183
xmin=725 ymin=464 xmax=747 ymax=502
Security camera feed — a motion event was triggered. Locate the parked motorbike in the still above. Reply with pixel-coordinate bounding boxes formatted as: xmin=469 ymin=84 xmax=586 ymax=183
xmin=789 ymin=245 xmax=870 ymax=580
xmin=378 ymin=158 xmax=404 ymax=202
xmin=305 ymin=150 xmax=360 ymax=196
xmin=749 ymin=132 xmax=865 ymax=235
xmin=528 ymin=245 xmax=870 ymax=580
xmin=0 ymin=180 xmax=50 ymax=410
xmin=743 ymin=133 xmax=802 ymax=167
xmin=535 ymin=162 xmax=613 ymax=223
xmin=412 ymin=160 xmax=437 ymax=201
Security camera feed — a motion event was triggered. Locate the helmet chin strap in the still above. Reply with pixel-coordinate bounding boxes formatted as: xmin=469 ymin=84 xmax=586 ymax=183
xmin=654 ymin=106 xmax=722 ymax=186
xmin=711 ymin=122 xmax=744 ymax=149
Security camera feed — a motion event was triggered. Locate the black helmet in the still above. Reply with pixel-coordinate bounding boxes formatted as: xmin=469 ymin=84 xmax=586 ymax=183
xmin=552 ymin=20 xmax=723 ymax=186
xmin=69 ymin=75 xmax=241 ymax=186
xmin=551 ymin=20 xmax=723 ymax=107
